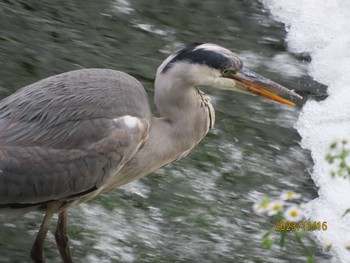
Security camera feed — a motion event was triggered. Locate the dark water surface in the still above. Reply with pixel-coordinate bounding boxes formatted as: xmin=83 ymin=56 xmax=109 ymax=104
xmin=0 ymin=0 xmax=329 ymax=262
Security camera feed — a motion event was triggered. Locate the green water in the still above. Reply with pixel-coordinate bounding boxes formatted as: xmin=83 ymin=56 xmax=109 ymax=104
xmin=0 ymin=0 xmax=330 ymax=262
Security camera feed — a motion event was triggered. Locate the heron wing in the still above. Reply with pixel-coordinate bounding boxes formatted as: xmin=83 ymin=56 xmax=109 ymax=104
xmin=0 ymin=69 xmax=151 ymax=205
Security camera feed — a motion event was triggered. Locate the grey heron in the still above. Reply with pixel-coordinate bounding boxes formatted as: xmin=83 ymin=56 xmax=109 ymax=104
xmin=0 ymin=43 xmax=302 ymax=262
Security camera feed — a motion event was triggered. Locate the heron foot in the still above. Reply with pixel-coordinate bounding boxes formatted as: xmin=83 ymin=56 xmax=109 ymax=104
xmin=55 ymin=210 xmax=73 ymax=263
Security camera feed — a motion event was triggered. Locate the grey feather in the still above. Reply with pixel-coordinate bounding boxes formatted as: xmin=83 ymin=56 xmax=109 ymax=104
xmin=0 ymin=69 xmax=151 ymax=204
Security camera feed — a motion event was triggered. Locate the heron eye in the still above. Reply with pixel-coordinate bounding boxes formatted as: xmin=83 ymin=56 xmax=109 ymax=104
xmin=221 ymin=69 xmax=230 ymax=75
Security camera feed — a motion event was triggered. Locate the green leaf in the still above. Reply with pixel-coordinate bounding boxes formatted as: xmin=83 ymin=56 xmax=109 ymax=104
xmin=262 ymin=229 xmax=274 ymax=250
xmin=262 ymin=236 xmax=274 ymax=249
xmin=330 ymin=142 xmax=337 ymax=149
xmin=262 ymin=228 xmax=274 ymax=239
xmin=307 ymin=255 xmax=315 ymax=263
xmin=330 ymin=170 xmax=336 ymax=177
xmin=326 ymin=154 xmax=334 ymax=164
xmin=280 ymin=229 xmax=287 ymax=248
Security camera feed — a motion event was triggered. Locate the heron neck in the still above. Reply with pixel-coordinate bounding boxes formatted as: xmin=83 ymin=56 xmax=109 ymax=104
xmin=154 ymin=79 xmax=213 ymax=144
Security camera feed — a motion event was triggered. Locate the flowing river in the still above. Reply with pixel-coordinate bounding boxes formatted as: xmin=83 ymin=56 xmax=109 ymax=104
xmin=0 ymin=1 xmax=334 ymax=262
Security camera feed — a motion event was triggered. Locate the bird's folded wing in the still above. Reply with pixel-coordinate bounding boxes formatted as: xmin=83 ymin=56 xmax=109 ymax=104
xmin=0 ymin=116 xmax=149 ymax=205
xmin=0 ymin=69 xmax=151 ymax=205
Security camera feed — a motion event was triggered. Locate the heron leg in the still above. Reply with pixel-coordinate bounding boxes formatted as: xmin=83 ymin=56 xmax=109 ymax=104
xmin=31 ymin=202 xmax=61 ymax=263
xmin=55 ymin=209 xmax=73 ymax=263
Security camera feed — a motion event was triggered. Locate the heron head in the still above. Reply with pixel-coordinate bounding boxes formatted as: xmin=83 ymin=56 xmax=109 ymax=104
xmin=157 ymin=43 xmax=302 ymax=106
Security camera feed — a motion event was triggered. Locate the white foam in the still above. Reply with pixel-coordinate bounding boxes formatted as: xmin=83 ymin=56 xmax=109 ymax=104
xmin=112 ymin=0 xmax=134 ymax=15
xmin=262 ymin=0 xmax=350 ymax=261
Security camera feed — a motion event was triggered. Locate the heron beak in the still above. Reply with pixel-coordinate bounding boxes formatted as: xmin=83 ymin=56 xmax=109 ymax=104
xmin=229 ymin=68 xmax=302 ymax=106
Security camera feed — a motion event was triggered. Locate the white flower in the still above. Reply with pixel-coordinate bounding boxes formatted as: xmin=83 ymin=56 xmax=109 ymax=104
xmin=253 ymin=199 xmax=270 ymax=215
xmin=284 ymin=206 xmax=304 ymax=222
xmin=267 ymin=200 xmax=285 ymax=216
xmin=280 ymin=191 xmax=301 ymax=200
xmin=298 ymin=203 xmax=308 ymax=217
xmin=299 ymin=203 xmax=307 ymax=210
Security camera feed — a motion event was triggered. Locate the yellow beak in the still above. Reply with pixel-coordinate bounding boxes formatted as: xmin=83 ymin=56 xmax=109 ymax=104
xmin=229 ymin=68 xmax=302 ymax=106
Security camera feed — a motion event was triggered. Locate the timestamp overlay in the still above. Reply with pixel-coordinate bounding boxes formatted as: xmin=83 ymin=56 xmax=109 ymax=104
xmin=275 ymin=221 xmax=328 ymax=232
